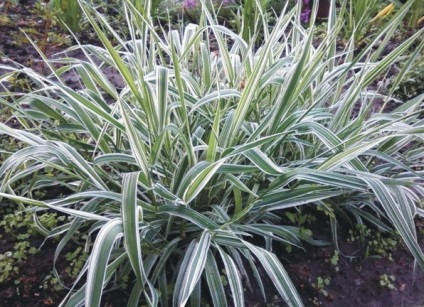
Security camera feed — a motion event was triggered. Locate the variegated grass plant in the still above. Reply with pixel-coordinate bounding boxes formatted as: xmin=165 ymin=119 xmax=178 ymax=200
xmin=344 ymin=0 xmax=380 ymax=42
xmin=407 ymin=0 xmax=424 ymax=28
xmin=0 ymin=0 xmax=424 ymax=306
xmin=53 ymin=0 xmax=83 ymax=33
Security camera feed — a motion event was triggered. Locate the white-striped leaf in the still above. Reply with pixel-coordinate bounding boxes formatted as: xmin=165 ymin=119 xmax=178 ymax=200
xmin=173 ymin=231 xmax=211 ymax=306
xmin=86 ymin=219 xmax=123 ymax=307
xmin=244 ymin=241 xmax=304 ymax=307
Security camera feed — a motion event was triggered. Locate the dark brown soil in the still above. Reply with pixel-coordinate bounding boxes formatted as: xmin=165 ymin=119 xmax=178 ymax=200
xmin=1 ymin=1 xmax=424 ymax=306
xmin=0 ymin=234 xmax=68 ymax=307
xmin=1 ymin=216 xmax=424 ymax=307
xmin=284 ymin=235 xmax=424 ymax=306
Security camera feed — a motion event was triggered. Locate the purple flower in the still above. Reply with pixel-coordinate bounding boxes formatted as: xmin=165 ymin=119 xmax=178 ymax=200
xmin=301 ymin=0 xmax=311 ymax=23
xmin=300 ymin=8 xmax=311 ymax=23
xmin=184 ymin=0 xmax=198 ymax=9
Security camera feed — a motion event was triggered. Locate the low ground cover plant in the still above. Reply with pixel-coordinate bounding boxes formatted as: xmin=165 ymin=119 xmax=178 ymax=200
xmin=0 ymin=0 xmax=424 ymax=306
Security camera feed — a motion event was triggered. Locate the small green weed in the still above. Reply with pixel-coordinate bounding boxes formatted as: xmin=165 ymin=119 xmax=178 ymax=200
xmin=347 ymin=224 xmax=400 ymax=260
xmin=0 ymin=240 xmax=37 ymax=283
xmin=312 ymin=276 xmax=331 ymax=297
xmin=0 ymin=211 xmax=63 ymax=236
xmin=0 ymin=210 xmax=64 ymax=284
xmin=379 ymin=274 xmax=396 ymax=290
xmin=0 ymin=253 xmax=19 ymax=283
xmin=324 ymin=249 xmax=340 ymax=272
xmin=41 ymin=273 xmax=63 ymax=292
xmin=64 ymin=246 xmax=89 ymax=278
xmin=348 ymin=224 xmax=371 ymax=245
xmin=366 ymin=232 xmax=399 ymax=261
xmin=285 ymin=210 xmax=317 ymax=228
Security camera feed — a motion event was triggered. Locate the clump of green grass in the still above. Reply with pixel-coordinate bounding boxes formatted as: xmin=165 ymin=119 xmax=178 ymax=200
xmin=0 ymin=0 xmax=423 ymax=306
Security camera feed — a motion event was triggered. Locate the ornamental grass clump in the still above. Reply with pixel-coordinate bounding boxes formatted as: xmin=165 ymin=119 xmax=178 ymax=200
xmin=0 ymin=0 xmax=424 ymax=306
xmin=53 ymin=0 xmax=83 ymax=33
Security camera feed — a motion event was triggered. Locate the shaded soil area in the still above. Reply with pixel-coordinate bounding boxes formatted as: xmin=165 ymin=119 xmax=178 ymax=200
xmin=1 ymin=1 xmax=424 ymax=306
xmin=285 ymin=232 xmax=424 ymax=306
xmin=2 ymin=217 xmax=424 ymax=307
xmin=0 ymin=233 xmax=68 ymax=307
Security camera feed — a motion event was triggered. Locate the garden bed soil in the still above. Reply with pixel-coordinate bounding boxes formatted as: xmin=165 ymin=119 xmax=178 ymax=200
xmin=1 ymin=1 xmax=424 ymax=306
xmin=1 ymin=222 xmax=424 ymax=306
